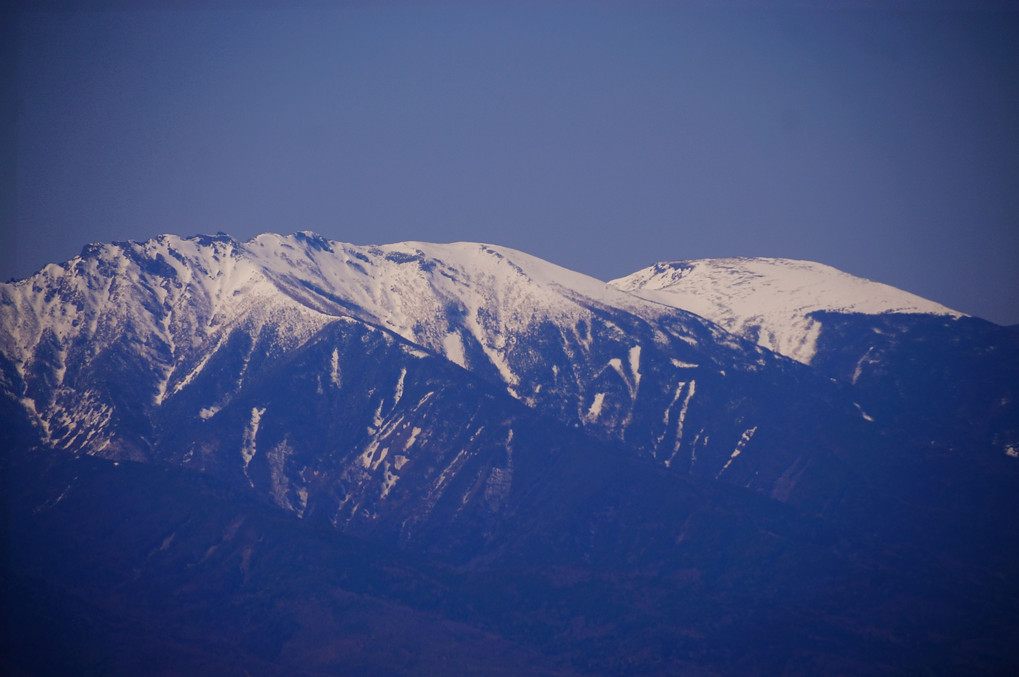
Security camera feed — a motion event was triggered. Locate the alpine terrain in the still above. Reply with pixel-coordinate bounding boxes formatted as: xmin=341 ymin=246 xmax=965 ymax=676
xmin=3 ymin=232 xmax=1018 ymax=676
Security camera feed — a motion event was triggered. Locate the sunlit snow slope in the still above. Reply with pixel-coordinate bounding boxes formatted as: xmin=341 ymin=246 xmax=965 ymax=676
xmin=1 ymin=232 xmax=764 ymax=463
xmin=610 ymin=257 xmax=964 ymax=364
xmin=4 ymin=231 xmax=1015 ymax=539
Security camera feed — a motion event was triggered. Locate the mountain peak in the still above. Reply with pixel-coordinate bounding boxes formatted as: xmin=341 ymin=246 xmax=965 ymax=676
xmin=610 ymin=256 xmax=964 ymax=364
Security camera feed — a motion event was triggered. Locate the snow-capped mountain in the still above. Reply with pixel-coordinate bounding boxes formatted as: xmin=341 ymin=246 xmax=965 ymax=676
xmin=2 ymin=233 xmax=856 ymax=499
xmin=611 ymin=255 xmax=1018 ymax=464
xmin=3 ymin=232 xmax=1018 ymax=676
xmin=610 ymin=257 xmax=964 ymax=364
xmin=1 ymin=231 xmax=872 ymax=551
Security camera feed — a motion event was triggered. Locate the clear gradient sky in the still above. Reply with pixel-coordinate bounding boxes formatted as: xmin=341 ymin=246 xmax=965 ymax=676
xmin=4 ymin=1 xmax=1018 ymax=324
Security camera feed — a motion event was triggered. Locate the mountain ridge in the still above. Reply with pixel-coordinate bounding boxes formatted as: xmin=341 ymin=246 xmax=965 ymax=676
xmin=3 ymin=230 xmax=1018 ymax=675
xmin=5 ymin=231 xmax=1014 ymax=505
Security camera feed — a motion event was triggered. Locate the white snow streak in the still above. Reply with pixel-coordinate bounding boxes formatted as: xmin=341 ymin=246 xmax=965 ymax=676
xmin=854 ymin=402 xmax=875 ymax=422
xmin=586 ymin=392 xmax=607 ymax=422
xmin=715 ymin=426 xmax=757 ymax=479
xmin=241 ymin=406 xmax=266 ymax=484
xmin=851 ymin=346 xmax=879 ymax=385
xmin=628 ymin=345 xmax=642 ymax=391
xmin=170 ymin=334 xmax=226 ymax=398
xmin=664 ymin=380 xmax=696 ymax=468
xmin=404 ymin=426 xmax=422 ymax=450
xmin=393 ymin=367 xmax=406 ymax=407
xmin=330 ymin=347 xmax=342 ymax=387
xmin=607 ymin=357 xmax=638 ymax=399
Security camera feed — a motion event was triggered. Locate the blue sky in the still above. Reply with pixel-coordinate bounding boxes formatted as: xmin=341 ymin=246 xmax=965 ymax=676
xmin=5 ymin=2 xmax=1018 ymax=324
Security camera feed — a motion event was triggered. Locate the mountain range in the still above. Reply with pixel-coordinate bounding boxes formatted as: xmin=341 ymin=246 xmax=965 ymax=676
xmin=3 ymin=232 xmax=1018 ymax=675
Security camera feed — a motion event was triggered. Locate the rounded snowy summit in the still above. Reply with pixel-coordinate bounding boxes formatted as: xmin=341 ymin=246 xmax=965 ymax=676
xmin=609 ymin=257 xmax=964 ymax=364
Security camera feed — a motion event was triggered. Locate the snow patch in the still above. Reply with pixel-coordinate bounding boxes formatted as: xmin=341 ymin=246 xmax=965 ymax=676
xmin=199 ymin=405 xmax=221 ymax=420
xmin=851 ymin=346 xmax=880 ymax=385
xmin=393 ymin=367 xmax=406 ymax=407
xmin=171 ymin=334 xmax=227 ymax=397
xmin=401 ymin=345 xmax=430 ymax=359
xmin=715 ymin=426 xmax=757 ymax=479
xmin=664 ymin=380 xmax=696 ymax=468
xmin=606 ymin=357 xmax=637 ymax=398
xmin=380 ymin=462 xmax=399 ymax=499
xmin=330 ymin=347 xmax=342 ymax=387
xmin=628 ymin=345 xmax=642 ymax=391
xmin=586 ymin=392 xmax=606 ymax=422
xmin=854 ymin=402 xmax=875 ymax=422
xmin=443 ymin=331 xmax=466 ymax=368
xmin=241 ymin=407 xmax=266 ymax=484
